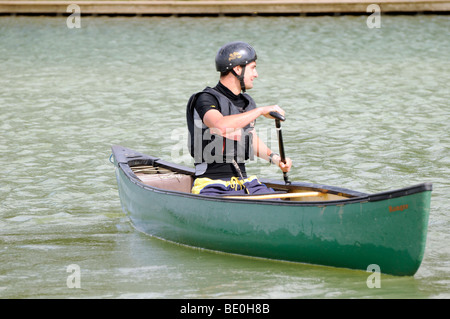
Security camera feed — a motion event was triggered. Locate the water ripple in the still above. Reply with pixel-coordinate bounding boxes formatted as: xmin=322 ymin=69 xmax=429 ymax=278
xmin=1 ymin=15 xmax=449 ymax=299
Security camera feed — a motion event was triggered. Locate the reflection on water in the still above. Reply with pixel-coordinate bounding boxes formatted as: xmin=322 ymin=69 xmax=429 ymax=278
xmin=0 ymin=15 xmax=449 ymax=298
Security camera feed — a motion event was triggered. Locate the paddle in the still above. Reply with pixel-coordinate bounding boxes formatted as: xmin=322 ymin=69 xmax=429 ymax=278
xmin=225 ymin=191 xmax=321 ymax=200
xmin=269 ymin=111 xmax=291 ymax=185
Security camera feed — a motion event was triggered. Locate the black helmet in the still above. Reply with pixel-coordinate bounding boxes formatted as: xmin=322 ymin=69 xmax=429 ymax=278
xmin=215 ymin=41 xmax=257 ymax=73
xmin=215 ymin=41 xmax=257 ymax=92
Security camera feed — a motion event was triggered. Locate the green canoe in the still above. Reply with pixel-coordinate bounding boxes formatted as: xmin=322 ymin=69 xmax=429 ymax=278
xmin=111 ymin=145 xmax=432 ymax=276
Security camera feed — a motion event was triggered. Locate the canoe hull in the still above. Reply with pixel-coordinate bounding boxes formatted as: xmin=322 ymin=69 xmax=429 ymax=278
xmin=113 ymin=146 xmax=431 ymax=276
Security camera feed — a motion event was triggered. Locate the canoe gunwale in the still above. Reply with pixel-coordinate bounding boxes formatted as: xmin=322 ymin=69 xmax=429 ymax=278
xmin=111 ymin=145 xmax=432 ymax=206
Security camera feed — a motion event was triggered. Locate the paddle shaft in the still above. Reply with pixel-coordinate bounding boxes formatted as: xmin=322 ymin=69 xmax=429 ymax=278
xmin=274 ymin=118 xmax=291 ymax=185
xmin=225 ymin=191 xmax=321 ymax=200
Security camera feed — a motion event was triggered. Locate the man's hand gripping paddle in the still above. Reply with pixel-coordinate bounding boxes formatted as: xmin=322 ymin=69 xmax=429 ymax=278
xmin=269 ymin=111 xmax=291 ymax=185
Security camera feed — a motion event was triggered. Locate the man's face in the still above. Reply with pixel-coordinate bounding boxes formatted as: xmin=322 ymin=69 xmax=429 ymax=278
xmin=234 ymin=61 xmax=258 ymax=90
xmin=243 ymin=61 xmax=258 ymax=90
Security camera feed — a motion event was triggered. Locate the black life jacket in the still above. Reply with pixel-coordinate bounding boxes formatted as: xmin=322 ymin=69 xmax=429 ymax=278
xmin=186 ymin=87 xmax=256 ymax=165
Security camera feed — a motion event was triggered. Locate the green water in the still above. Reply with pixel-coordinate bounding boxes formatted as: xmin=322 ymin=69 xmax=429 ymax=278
xmin=0 ymin=15 xmax=449 ymax=299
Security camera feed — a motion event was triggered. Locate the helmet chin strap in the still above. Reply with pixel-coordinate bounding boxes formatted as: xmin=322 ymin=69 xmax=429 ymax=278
xmin=231 ymin=65 xmax=247 ymax=93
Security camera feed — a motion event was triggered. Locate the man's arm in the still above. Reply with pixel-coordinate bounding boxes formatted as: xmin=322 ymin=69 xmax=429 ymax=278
xmin=203 ymin=105 xmax=284 ymax=136
xmin=252 ymin=131 xmax=292 ymax=173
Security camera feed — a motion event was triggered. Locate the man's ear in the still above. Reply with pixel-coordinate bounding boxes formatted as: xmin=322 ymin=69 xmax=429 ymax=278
xmin=232 ymin=65 xmax=242 ymax=76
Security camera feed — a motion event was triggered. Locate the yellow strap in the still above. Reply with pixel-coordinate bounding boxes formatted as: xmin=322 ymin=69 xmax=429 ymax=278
xmin=229 ymin=176 xmax=242 ymax=191
xmin=191 ymin=175 xmax=259 ymax=194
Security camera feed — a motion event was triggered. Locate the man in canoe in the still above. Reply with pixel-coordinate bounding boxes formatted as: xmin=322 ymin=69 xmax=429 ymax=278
xmin=186 ymin=41 xmax=292 ymax=195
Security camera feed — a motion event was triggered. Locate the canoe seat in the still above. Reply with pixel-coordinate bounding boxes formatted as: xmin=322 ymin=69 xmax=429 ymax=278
xmin=135 ymin=173 xmax=193 ymax=193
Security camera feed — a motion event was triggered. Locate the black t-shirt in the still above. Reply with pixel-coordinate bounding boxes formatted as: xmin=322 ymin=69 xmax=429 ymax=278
xmin=194 ymin=82 xmax=249 ymax=120
xmin=193 ymin=82 xmax=252 ymax=180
